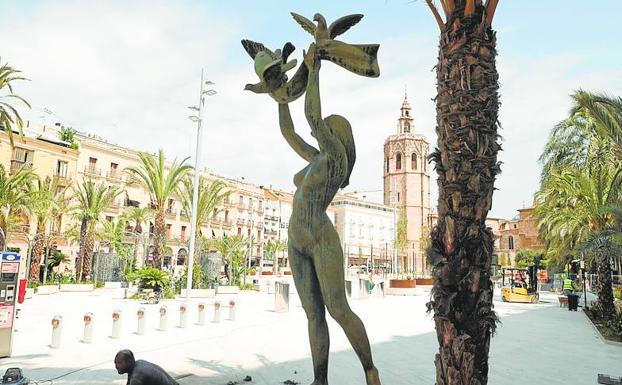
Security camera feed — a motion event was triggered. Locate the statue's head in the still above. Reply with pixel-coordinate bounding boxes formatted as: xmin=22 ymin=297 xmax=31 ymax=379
xmin=114 ymin=349 xmax=135 ymax=374
xmin=325 ymin=114 xmax=355 ymax=188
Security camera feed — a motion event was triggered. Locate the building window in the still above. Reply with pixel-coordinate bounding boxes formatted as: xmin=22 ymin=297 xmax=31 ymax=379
xmin=411 ymin=153 xmax=417 ymax=170
xmin=166 ymin=224 xmax=172 ymax=238
xmin=396 ymin=153 xmax=402 ymax=170
xmin=181 ymin=225 xmax=187 ymax=241
xmin=56 ymin=160 xmax=68 ymax=177
xmin=237 ymin=227 xmax=242 ymax=236
xmin=110 ymin=162 xmax=118 ymax=176
xmin=239 ymin=195 xmax=243 ymax=204
xmin=88 ymin=157 xmax=97 ymax=171
xmin=404 ymin=122 xmax=410 ymax=133
xmin=105 ymin=216 xmax=113 ymax=222
xmin=225 ymin=210 xmax=229 ymax=221
xmin=386 ymin=157 xmax=389 ymax=172
xmin=397 ymin=192 xmax=400 ymax=202
xmin=508 ymin=235 xmax=514 ymax=250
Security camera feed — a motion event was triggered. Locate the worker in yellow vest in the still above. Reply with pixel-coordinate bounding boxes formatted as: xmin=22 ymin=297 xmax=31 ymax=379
xmin=563 ymin=277 xmax=576 ymax=293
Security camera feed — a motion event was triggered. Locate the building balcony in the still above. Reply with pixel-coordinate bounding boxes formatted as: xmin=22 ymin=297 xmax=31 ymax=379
xmin=10 ymin=160 xmax=32 ymax=174
xmin=54 ymin=173 xmax=72 ymax=186
xmin=236 ymin=218 xmax=246 ymax=226
xmin=236 ymin=203 xmax=247 ymax=211
xmin=165 ymin=208 xmax=177 ymax=219
xmin=106 ymin=170 xmax=125 ymax=183
xmin=84 ymin=166 xmax=102 ymax=177
xmin=256 ymin=207 xmax=264 ymax=214
xmin=264 ymin=215 xmax=280 ymax=221
xmin=222 ymin=219 xmax=233 ymax=228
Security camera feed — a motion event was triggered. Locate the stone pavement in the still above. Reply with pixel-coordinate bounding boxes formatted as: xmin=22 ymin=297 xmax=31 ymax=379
xmin=2 ymin=284 xmax=620 ymax=385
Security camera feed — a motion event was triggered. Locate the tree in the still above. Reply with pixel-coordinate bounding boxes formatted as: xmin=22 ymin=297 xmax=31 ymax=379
xmin=424 ymin=1 xmax=501 ymax=384
xmin=395 ymin=207 xmax=408 ymax=268
xmin=265 ymin=239 xmax=286 ymax=274
xmin=27 ymin=177 xmax=67 ymax=282
xmin=125 ymin=150 xmax=190 ymax=267
xmin=178 ymin=175 xmax=230 ymax=259
xmin=71 ymin=180 xmax=121 ymax=281
xmin=0 ymin=60 xmax=31 ymax=146
xmin=0 ymin=165 xmax=35 ymax=250
xmin=209 ymin=235 xmax=247 ymax=285
xmin=122 ymin=206 xmax=153 ymax=267
xmin=537 ymin=90 xmax=622 ymax=319
xmin=514 ymin=248 xmax=546 ymax=269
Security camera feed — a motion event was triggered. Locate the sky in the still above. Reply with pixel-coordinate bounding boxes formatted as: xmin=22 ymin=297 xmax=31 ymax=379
xmin=1 ymin=0 xmax=621 ymax=219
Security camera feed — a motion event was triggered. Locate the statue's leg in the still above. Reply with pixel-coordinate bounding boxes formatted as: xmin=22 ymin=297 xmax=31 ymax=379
xmin=289 ymin=247 xmax=329 ymax=385
xmin=312 ymin=225 xmax=381 ymax=385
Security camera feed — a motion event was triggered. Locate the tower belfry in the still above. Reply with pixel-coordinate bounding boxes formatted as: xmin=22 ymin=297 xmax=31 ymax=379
xmin=383 ymin=92 xmax=431 ymax=274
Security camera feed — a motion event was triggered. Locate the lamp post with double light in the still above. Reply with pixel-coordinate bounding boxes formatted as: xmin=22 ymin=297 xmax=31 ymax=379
xmin=186 ymin=69 xmax=216 ymax=301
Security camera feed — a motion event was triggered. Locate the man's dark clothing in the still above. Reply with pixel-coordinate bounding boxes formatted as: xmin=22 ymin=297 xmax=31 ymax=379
xmin=127 ymin=359 xmax=178 ymax=385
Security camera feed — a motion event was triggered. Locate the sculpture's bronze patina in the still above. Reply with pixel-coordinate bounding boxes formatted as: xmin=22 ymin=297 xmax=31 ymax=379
xmin=243 ymin=13 xmax=381 ymax=385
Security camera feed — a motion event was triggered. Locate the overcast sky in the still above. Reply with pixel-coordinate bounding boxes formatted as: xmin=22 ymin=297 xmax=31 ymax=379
xmin=1 ymin=0 xmax=621 ymax=219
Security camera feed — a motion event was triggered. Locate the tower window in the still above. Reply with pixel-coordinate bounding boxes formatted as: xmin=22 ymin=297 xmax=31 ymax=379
xmin=396 ymin=153 xmax=402 ymax=170
xmin=508 ymin=235 xmax=514 ymax=250
xmin=411 ymin=153 xmax=417 ymax=170
xmin=404 ymin=122 xmax=410 ymax=133
xmin=386 ymin=157 xmax=389 ymax=172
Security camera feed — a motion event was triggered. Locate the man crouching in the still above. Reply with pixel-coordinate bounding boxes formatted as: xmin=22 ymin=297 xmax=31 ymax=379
xmin=115 ymin=349 xmax=179 ymax=385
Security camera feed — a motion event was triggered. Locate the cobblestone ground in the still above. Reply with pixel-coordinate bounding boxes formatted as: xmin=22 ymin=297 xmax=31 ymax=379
xmin=3 ymin=282 xmax=620 ymax=385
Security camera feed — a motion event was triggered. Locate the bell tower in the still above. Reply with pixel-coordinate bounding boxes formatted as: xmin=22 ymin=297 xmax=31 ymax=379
xmin=383 ymin=92 xmax=431 ymax=274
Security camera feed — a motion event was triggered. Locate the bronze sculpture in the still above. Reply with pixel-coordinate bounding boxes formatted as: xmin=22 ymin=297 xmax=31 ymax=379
xmin=243 ymin=13 xmax=381 ymax=385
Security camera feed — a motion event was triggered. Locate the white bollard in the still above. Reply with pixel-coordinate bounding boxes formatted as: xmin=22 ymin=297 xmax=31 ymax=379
xmin=51 ymin=315 xmax=63 ymax=349
xmin=179 ymin=304 xmax=188 ymax=328
xmin=136 ymin=307 xmax=146 ymax=335
xmin=213 ymin=301 xmax=221 ymax=323
xmin=228 ymin=299 xmax=236 ymax=321
xmin=83 ymin=312 xmax=94 ymax=343
xmin=159 ymin=305 xmax=168 ymax=331
xmin=111 ymin=309 xmax=122 ymax=339
xmin=197 ymin=302 xmax=206 ymax=326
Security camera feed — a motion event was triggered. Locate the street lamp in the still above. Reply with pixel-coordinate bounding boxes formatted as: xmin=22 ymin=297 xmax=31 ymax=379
xmin=186 ymin=69 xmax=216 ymax=301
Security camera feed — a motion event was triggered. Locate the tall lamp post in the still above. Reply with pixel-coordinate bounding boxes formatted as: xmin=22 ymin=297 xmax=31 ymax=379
xmin=186 ymin=69 xmax=216 ymax=301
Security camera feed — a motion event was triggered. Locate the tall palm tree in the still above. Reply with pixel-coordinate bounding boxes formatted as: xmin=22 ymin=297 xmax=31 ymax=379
xmin=122 ymin=206 xmax=153 ymax=267
xmin=0 ymin=165 xmax=35 ymax=250
xmin=71 ymin=180 xmax=121 ymax=281
xmin=0 ymin=60 xmax=31 ymax=146
xmin=424 ymin=1 xmax=501 ymax=384
xmin=27 ymin=177 xmax=67 ymax=282
xmin=209 ymin=235 xmax=247 ymax=285
xmin=125 ymin=150 xmax=190 ymax=267
xmin=264 ymin=239 xmax=286 ymax=274
xmin=178 ymin=175 xmax=230 ymax=259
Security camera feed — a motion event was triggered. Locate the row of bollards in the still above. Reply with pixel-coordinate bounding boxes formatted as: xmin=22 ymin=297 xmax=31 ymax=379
xmin=50 ymin=299 xmax=236 ymax=348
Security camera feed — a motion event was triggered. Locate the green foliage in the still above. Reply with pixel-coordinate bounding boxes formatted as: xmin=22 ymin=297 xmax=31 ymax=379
xmin=208 ymin=235 xmax=247 ymax=285
xmin=395 ymin=207 xmax=408 ymax=253
xmin=613 ymin=288 xmax=621 ymax=300
xmin=94 ymin=281 xmax=105 ymax=288
xmin=0 ymin=165 xmax=36 ymax=249
xmin=515 ymin=248 xmax=548 ymax=268
xmin=0 ymin=60 xmax=31 ymax=146
xmin=59 ymin=126 xmax=79 ymax=150
xmin=127 ymin=267 xmax=170 ymax=290
xmin=238 ymin=283 xmax=255 ymax=291
xmin=498 ymin=254 xmax=508 ymax=267
xmin=175 ymin=264 xmax=207 ymax=291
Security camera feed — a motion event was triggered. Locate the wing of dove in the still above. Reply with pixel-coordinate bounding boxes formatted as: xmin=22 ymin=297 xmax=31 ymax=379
xmin=241 ymin=39 xmax=275 ymax=60
xmin=282 ymin=42 xmax=296 ymax=62
xmin=290 ymin=12 xmax=316 ymax=36
xmin=328 ymin=14 xmax=364 ymax=39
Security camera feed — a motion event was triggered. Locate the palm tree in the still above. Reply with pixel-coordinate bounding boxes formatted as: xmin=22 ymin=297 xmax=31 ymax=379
xmin=209 ymin=235 xmax=247 ymax=285
xmin=264 ymin=239 xmax=286 ymax=274
xmin=424 ymin=1 xmax=501 ymax=383
xmin=0 ymin=60 xmax=31 ymax=146
xmin=27 ymin=177 xmax=67 ymax=282
xmin=178 ymin=175 xmax=230 ymax=259
xmin=0 ymin=165 xmax=35 ymax=250
xmin=71 ymin=180 xmax=121 ymax=281
xmin=122 ymin=206 xmax=153 ymax=267
xmin=125 ymin=150 xmax=190 ymax=267
xmin=537 ymin=90 xmax=622 ymax=319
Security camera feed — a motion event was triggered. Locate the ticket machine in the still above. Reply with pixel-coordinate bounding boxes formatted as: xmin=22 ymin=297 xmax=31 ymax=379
xmin=0 ymin=252 xmax=21 ymax=357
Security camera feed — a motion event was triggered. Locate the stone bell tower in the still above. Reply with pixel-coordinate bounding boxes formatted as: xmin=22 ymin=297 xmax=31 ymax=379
xmin=383 ymin=92 xmax=431 ymax=274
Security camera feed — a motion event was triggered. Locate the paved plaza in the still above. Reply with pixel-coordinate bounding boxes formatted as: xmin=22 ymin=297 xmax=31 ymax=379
xmin=3 ymin=281 xmax=621 ymax=384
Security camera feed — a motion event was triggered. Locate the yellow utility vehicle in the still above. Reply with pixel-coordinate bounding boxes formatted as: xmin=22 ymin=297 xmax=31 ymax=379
xmin=500 ymin=267 xmax=539 ymax=303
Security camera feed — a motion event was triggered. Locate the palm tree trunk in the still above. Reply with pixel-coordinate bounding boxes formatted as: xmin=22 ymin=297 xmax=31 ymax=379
xmin=76 ymin=219 xmax=87 ymax=280
xmin=594 ymin=256 xmax=615 ymax=319
xmin=29 ymin=221 xmax=46 ymax=282
xmin=428 ymin=3 xmax=501 ymax=385
xmin=0 ymin=223 xmax=7 ymax=251
xmin=153 ymin=209 xmax=165 ymax=267
xmin=81 ymin=226 xmax=95 ymax=281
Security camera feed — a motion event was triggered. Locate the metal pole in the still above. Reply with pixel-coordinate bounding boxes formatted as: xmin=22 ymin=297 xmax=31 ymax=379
xmin=186 ymin=69 xmax=206 ymax=301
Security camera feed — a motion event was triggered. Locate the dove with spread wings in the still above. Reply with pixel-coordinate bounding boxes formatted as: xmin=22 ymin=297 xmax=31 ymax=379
xmin=290 ymin=12 xmax=380 ymax=78
xmin=241 ymin=39 xmax=309 ymax=103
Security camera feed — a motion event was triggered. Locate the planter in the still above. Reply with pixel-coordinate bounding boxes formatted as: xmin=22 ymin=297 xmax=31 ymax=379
xmin=36 ymin=285 xmax=60 ymax=295
xmin=261 ymin=271 xmax=275 ymax=275
xmin=284 ymin=271 xmax=292 ymax=275
xmin=390 ymin=279 xmax=417 ymax=289
xmin=415 ymin=278 xmax=434 ymax=286
xmin=216 ymin=285 xmax=240 ymax=295
xmin=60 ymin=284 xmax=94 ymax=292
xmin=180 ymin=289 xmax=216 ymax=298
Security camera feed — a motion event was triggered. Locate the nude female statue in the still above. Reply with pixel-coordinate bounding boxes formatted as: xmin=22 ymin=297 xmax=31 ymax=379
xmin=276 ymin=44 xmax=381 ymax=385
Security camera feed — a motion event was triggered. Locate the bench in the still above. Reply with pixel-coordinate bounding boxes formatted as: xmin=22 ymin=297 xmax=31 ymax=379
xmin=558 ymin=296 xmax=568 ymax=308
